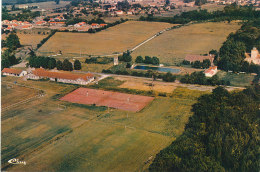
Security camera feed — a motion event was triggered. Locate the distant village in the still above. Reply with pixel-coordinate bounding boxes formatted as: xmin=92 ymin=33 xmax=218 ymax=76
xmin=2 ymin=0 xmax=259 ymax=33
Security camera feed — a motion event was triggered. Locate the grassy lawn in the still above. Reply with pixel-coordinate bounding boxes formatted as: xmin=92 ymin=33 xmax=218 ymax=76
xmin=1 ymin=82 xmax=39 ymax=108
xmin=37 ymin=21 xmax=175 ymax=57
xmin=2 ymin=75 xmax=207 ymax=171
xmin=216 ymin=71 xmax=254 ymax=87
xmin=131 ymin=22 xmax=241 ymax=65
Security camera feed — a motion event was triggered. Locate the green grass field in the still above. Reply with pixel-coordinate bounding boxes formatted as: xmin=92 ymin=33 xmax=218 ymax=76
xmin=131 ymin=22 xmax=241 ymax=65
xmin=2 ymin=76 xmax=206 ymax=171
xmin=216 ymin=71 xmax=254 ymax=87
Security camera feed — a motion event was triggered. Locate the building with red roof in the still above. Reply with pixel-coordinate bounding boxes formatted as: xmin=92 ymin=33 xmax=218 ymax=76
xmin=204 ymin=66 xmax=218 ymax=77
xmin=35 ymin=21 xmax=47 ymax=26
xmin=21 ymin=24 xmax=33 ymax=29
xmin=99 ymin=23 xmax=107 ymax=27
xmin=91 ymin=23 xmax=99 ymax=28
xmin=49 ymin=21 xmax=65 ymax=26
xmin=27 ymin=68 xmax=94 ymax=85
xmin=2 ymin=68 xmax=27 ymax=77
xmin=115 ymin=10 xmax=124 ymax=15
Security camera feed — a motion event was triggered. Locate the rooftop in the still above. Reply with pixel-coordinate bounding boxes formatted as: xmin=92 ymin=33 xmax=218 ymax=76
xmin=32 ymin=68 xmax=94 ymax=81
xmin=2 ymin=68 xmax=23 ymax=75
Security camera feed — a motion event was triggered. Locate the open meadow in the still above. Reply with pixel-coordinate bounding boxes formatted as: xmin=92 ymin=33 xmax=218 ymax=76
xmin=2 ymin=75 xmax=206 ymax=171
xmin=37 ymin=21 xmax=175 ymax=57
xmin=2 ymin=29 xmax=50 ymax=49
xmin=17 ymin=33 xmax=48 ymax=49
xmin=1 ymin=81 xmax=39 ymax=108
xmin=216 ymin=71 xmax=255 ymax=87
xmin=131 ymin=22 xmax=241 ymax=65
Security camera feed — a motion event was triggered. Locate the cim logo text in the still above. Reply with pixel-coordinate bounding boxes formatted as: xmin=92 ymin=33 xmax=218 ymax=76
xmin=8 ymin=158 xmax=26 ymax=165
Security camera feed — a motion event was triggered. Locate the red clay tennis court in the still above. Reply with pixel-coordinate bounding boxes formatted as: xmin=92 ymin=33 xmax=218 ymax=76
xmin=60 ymin=88 xmax=154 ymax=112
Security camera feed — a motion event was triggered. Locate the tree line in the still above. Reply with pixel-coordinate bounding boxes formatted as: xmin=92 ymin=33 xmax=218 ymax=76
xmin=135 ymin=56 xmax=160 ymax=65
xmin=28 ymin=56 xmax=82 ymax=71
xmin=183 ymin=59 xmax=211 ymax=69
xmin=37 ymin=30 xmax=57 ymax=49
xmin=140 ymin=4 xmax=260 ymax=24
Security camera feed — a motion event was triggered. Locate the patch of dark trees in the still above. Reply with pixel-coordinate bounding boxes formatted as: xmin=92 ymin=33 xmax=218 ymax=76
xmin=182 ymin=59 xmax=211 ymax=69
xmin=28 ymin=56 xmax=82 ymax=71
xmin=1 ymin=33 xmax=21 ymax=69
xmin=149 ymin=85 xmax=259 ymax=172
xmin=135 ymin=56 xmax=160 ymax=65
xmin=180 ymin=71 xmax=231 ymax=86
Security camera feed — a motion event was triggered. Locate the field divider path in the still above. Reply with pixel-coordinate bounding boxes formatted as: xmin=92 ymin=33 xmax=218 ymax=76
xmin=68 ymin=22 xmax=193 ymax=58
xmin=129 ymin=22 xmax=194 ymax=53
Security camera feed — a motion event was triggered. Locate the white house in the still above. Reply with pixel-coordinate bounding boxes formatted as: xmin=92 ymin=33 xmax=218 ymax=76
xmin=115 ymin=10 xmax=124 ymax=15
xmin=204 ymin=66 xmax=218 ymax=77
xmin=2 ymin=68 xmax=27 ymax=77
xmin=245 ymin=47 xmax=260 ymax=65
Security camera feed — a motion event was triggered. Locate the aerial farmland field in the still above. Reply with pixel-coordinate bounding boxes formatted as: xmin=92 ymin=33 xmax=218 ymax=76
xmin=17 ymin=32 xmax=49 ymax=49
xmin=131 ymin=22 xmax=241 ymax=65
xmin=1 ymin=81 xmax=39 ymax=108
xmin=2 ymin=29 xmax=50 ymax=49
xmin=1 ymin=76 xmax=206 ymax=171
xmin=37 ymin=21 xmax=175 ymax=57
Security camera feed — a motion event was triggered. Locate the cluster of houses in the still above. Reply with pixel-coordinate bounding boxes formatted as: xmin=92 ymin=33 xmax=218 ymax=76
xmin=48 ymin=16 xmax=66 ymax=26
xmin=2 ymin=68 xmax=94 ymax=85
xmin=2 ymin=20 xmax=33 ymax=31
xmin=67 ymin=1 xmax=176 ymax=18
xmin=72 ymin=22 xmax=107 ymax=32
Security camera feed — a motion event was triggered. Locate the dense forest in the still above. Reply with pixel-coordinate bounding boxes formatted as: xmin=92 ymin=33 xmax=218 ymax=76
xmin=150 ymin=86 xmax=259 ymax=171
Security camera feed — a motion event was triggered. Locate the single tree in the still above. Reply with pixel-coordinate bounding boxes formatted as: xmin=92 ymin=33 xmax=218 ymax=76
xmin=48 ymin=58 xmax=56 ymax=69
xmin=56 ymin=60 xmax=63 ymax=70
xmin=62 ymin=59 xmax=73 ymax=71
xmin=6 ymin=33 xmax=21 ymax=50
xmin=135 ymin=56 xmax=143 ymax=63
xmin=74 ymin=60 xmax=82 ymax=70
